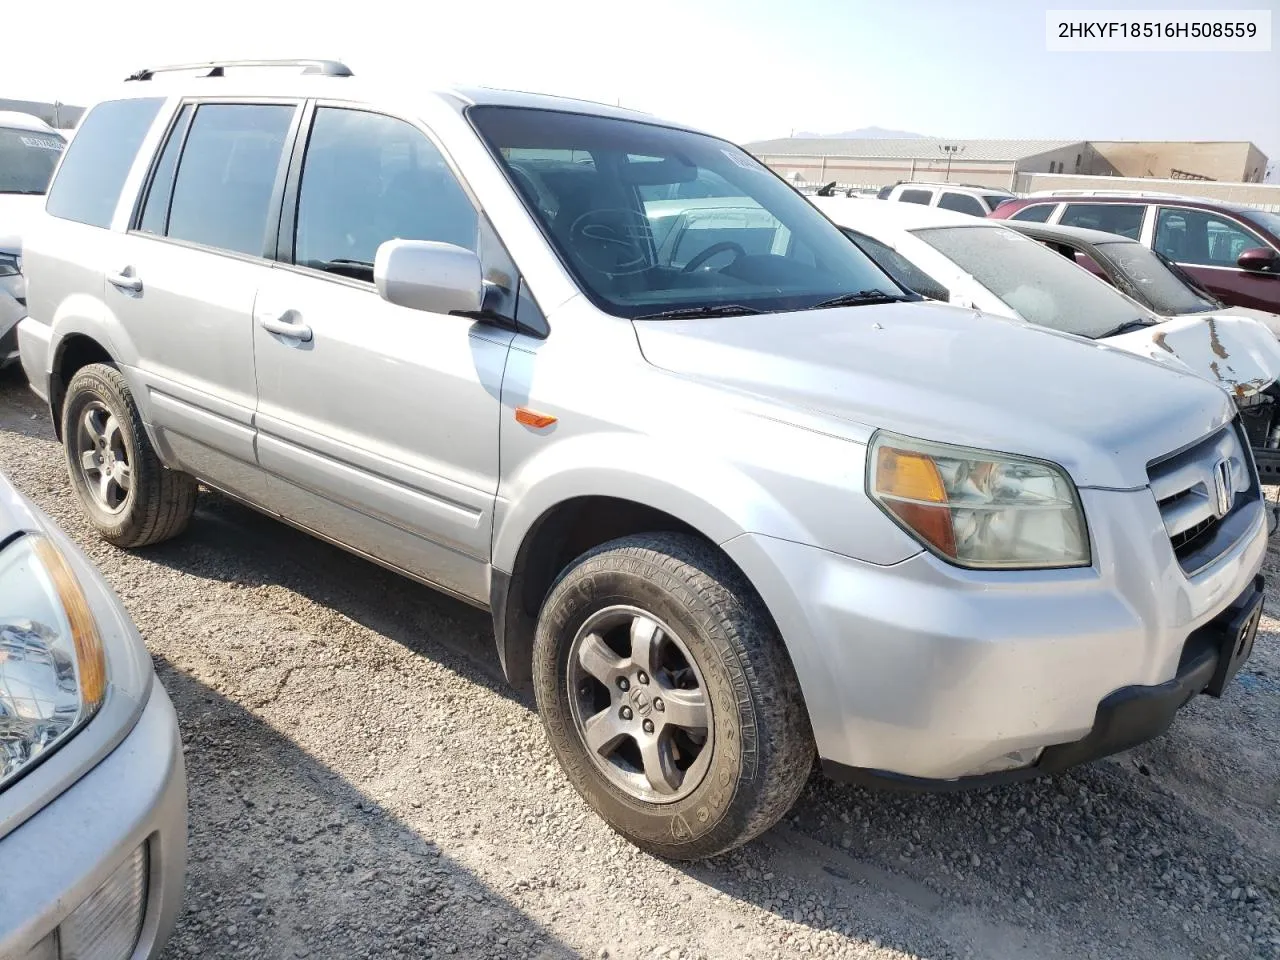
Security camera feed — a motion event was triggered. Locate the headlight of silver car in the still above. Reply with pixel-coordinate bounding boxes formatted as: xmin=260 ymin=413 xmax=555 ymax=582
xmin=868 ymin=431 xmax=1090 ymax=569
xmin=0 ymin=254 xmax=19 ymax=277
xmin=1 ymin=534 xmax=107 ymax=789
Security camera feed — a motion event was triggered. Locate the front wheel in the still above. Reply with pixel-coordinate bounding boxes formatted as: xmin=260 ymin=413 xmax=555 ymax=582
xmin=532 ymin=532 xmax=815 ymax=860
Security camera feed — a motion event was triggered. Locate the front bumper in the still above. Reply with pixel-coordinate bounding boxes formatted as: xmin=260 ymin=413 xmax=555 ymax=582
xmin=723 ymin=485 xmax=1269 ymax=782
xmin=0 ymin=680 xmax=188 ymax=960
xmin=823 ymin=573 xmax=1265 ymax=790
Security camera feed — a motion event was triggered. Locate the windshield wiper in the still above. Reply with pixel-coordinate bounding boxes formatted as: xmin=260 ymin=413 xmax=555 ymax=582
xmin=1096 ymin=318 xmax=1161 ymax=339
xmin=312 ymin=258 xmax=374 ymax=279
xmin=633 ymin=304 xmax=763 ymax=320
xmin=805 ymin=289 xmax=913 ymax=310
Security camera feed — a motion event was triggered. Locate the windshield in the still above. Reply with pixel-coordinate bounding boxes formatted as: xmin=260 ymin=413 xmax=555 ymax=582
xmin=1239 ymin=208 xmax=1280 ymax=242
xmin=913 ymin=225 xmax=1153 ymax=339
xmin=1093 ymin=239 xmax=1219 ymax=315
xmin=0 ymin=126 xmax=65 ymax=194
xmin=468 ymin=106 xmax=904 ymax=318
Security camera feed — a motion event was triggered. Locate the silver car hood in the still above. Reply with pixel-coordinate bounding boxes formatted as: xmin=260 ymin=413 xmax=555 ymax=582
xmin=1107 ymin=313 xmax=1280 ymax=400
xmin=634 ymin=301 xmax=1236 ymax=490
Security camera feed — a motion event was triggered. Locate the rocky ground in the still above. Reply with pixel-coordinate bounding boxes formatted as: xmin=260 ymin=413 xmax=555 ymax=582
xmin=2 ymin=369 xmax=1277 ymax=960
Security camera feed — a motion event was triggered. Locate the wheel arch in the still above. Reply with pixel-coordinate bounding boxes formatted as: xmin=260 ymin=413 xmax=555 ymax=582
xmin=490 ymin=457 xmax=801 ymax=690
xmin=50 ymin=332 xmax=116 ymax=440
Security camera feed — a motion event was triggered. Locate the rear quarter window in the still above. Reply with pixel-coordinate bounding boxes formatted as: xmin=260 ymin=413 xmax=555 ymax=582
xmin=898 ymin=189 xmax=933 ymax=205
xmin=937 ymin=192 xmax=987 ymax=217
xmin=45 ymin=98 xmax=164 ymax=229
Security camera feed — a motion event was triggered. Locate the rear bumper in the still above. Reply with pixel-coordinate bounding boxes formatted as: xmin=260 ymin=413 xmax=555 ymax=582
xmin=16 ymin=315 xmax=51 ymax=402
xmin=822 ymin=573 xmax=1265 ymax=791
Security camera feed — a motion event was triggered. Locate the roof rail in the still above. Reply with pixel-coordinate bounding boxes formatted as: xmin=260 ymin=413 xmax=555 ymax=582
xmin=125 ymin=59 xmax=354 ymax=81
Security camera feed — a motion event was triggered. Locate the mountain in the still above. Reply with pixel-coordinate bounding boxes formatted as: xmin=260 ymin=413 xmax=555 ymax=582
xmin=792 ymin=126 xmax=928 ymax=140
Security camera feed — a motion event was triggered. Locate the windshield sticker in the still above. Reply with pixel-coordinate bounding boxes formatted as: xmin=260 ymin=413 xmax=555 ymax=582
xmin=19 ymin=135 xmax=63 ymax=151
xmin=721 ymin=149 xmax=764 ymax=172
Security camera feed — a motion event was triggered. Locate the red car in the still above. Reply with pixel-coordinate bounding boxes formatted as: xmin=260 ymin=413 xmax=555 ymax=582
xmin=989 ymin=193 xmax=1280 ymax=314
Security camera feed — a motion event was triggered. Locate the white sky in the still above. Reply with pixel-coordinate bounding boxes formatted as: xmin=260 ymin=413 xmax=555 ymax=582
xmin=5 ymin=0 xmax=1279 ymax=165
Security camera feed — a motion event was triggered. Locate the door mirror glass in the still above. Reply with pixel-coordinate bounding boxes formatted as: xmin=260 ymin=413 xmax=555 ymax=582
xmin=374 ymin=239 xmax=482 ymax=315
xmin=1237 ymin=246 xmax=1279 ymax=274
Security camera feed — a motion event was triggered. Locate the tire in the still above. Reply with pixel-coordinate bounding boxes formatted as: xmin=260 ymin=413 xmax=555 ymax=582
xmin=532 ymin=532 xmax=815 ymax=860
xmin=61 ymin=362 xmax=197 ymax=548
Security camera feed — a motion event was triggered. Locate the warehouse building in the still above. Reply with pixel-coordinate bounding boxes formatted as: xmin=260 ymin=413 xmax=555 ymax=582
xmin=744 ymin=137 xmax=1269 ymax=190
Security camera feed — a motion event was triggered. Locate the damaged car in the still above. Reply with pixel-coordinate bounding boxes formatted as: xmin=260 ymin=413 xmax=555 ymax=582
xmin=1003 ymin=219 xmax=1280 ymax=337
xmin=812 ymin=197 xmax=1280 ymax=483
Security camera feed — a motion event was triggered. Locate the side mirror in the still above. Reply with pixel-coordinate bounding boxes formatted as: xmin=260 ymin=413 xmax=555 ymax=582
xmin=374 ymin=239 xmax=483 ymax=314
xmin=1237 ymin=246 xmax=1279 ymax=274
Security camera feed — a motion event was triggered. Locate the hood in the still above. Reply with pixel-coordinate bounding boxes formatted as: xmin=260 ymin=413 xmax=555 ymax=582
xmin=1107 ymin=313 xmax=1280 ymax=400
xmin=1212 ymin=305 xmax=1280 ymax=339
xmin=634 ymin=300 xmax=1235 ymax=490
xmin=0 ymin=194 xmax=47 ymax=255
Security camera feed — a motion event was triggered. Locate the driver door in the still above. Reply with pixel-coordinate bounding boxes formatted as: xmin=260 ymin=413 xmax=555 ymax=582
xmin=252 ymin=104 xmax=513 ymax=602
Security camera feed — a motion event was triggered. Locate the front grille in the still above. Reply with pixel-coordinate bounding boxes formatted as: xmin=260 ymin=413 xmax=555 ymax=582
xmin=1147 ymin=419 xmax=1257 ymax=575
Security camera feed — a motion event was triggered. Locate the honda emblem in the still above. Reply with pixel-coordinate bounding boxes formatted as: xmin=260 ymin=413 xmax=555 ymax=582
xmin=1212 ymin=459 xmax=1233 ymax=519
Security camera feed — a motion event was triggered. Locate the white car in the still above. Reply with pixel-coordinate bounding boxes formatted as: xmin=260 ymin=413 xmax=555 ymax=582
xmin=0 ymin=112 xmax=67 ymax=366
xmin=874 ymin=181 xmax=1016 ymax=217
xmin=811 ymin=197 xmax=1280 ymax=484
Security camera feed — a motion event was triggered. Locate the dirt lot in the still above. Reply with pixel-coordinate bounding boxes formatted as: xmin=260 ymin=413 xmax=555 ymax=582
xmin=2 ymin=368 xmax=1277 ymax=960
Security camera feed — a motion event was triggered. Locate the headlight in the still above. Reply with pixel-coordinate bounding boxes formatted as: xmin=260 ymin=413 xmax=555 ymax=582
xmin=868 ymin=431 xmax=1090 ymax=569
xmin=0 ymin=255 xmax=18 ymax=277
xmin=1 ymin=534 xmax=107 ymax=789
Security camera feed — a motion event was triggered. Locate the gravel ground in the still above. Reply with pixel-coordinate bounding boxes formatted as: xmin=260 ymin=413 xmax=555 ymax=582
xmin=2 ymin=367 xmax=1278 ymax=960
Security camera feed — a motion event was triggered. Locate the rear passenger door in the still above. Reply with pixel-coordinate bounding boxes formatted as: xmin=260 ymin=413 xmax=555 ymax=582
xmin=110 ymin=99 xmax=301 ymax=502
xmin=251 ymin=104 xmax=514 ymax=602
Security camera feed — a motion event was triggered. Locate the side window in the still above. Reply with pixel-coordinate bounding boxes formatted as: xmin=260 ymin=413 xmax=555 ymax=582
xmin=937 ymin=192 xmax=986 ymax=217
xmin=45 ymin=97 xmax=164 ymax=229
xmin=845 ymin=230 xmax=949 ymax=301
xmin=1009 ymin=204 xmax=1054 ymax=223
xmin=166 ymin=103 xmax=296 ymax=257
xmin=137 ymin=104 xmax=194 ymax=236
xmin=1059 ymin=203 xmax=1144 ymax=239
xmin=1154 ymin=207 xmax=1266 ymax=267
xmin=294 ymin=107 xmax=479 ymax=279
xmin=898 ymin=189 xmax=932 ymax=205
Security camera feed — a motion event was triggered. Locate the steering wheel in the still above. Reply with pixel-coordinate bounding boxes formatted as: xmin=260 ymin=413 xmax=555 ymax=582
xmin=681 ymin=241 xmax=747 ymax=274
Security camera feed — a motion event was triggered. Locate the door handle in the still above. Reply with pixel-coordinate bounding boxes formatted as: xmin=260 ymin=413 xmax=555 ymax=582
xmin=259 ymin=312 xmax=313 ymax=342
xmin=107 ymin=269 xmax=143 ymax=293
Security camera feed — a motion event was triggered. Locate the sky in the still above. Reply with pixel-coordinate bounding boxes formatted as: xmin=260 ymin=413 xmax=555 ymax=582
xmin=4 ymin=0 xmax=1278 ymax=172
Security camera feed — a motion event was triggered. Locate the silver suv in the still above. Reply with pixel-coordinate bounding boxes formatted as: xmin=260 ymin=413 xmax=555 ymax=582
xmin=17 ymin=60 xmax=1268 ymax=860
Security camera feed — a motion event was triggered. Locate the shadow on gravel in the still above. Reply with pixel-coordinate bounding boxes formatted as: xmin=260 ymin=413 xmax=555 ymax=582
xmin=144 ymin=490 xmax=524 ymax=704
xmin=153 ymin=654 xmax=575 ymax=960
xmin=0 ymin=368 xmax=54 ymax=441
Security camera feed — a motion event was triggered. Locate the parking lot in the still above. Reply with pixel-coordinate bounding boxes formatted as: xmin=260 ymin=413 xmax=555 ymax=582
xmin=1 ymin=367 xmax=1277 ymax=960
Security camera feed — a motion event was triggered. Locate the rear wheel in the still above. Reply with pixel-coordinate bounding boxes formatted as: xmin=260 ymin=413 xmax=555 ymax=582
xmin=62 ymin=363 xmax=197 ymax=548
xmin=532 ymin=532 xmax=814 ymax=860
